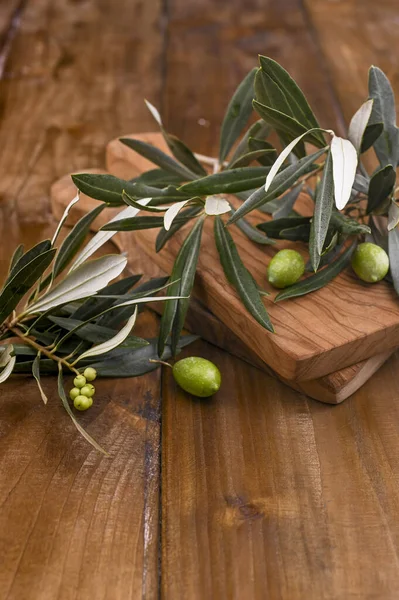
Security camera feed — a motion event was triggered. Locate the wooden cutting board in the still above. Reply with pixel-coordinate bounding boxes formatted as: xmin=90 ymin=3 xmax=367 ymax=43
xmin=51 ymin=162 xmax=395 ymax=404
xmin=105 ymin=132 xmax=399 ymax=383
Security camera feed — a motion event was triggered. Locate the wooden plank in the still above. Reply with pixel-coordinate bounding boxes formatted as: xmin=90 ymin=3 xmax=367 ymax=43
xmin=0 ymin=0 xmax=166 ymax=597
xmin=161 ymin=341 xmax=399 ymax=599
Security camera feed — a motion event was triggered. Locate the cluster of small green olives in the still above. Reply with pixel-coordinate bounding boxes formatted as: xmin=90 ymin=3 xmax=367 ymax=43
xmin=69 ymin=367 xmax=97 ymax=411
xmin=267 ymin=243 xmax=389 ymax=289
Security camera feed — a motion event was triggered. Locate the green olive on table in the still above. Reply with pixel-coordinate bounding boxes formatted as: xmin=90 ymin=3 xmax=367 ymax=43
xmin=172 ymin=357 xmax=221 ymax=398
xmin=73 ymin=395 xmax=93 ymax=411
xmin=351 ymin=242 xmax=389 ymax=283
xmin=267 ymin=249 xmax=305 ymax=289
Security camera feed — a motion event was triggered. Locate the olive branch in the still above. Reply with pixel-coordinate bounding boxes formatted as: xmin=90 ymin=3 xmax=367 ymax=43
xmin=0 ymin=195 xmax=197 ymax=452
xmin=72 ymin=56 xmax=398 ymax=346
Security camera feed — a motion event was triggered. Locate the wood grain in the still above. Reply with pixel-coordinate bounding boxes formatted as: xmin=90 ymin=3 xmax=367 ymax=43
xmin=0 ymin=0 xmax=166 ymax=597
xmin=107 ymin=132 xmax=399 ymax=382
xmin=161 ymin=339 xmax=399 ymax=599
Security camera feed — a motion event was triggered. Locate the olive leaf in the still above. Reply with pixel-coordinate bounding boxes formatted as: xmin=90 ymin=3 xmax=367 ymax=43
xmin=270 ymin=183 xmax=303 ymax=219
xmin=120 ymin=138 xmax=197 ymax=181
xmin=275 ymin=243 xmax=356 ymax=301
xmin=0 ymin=347 xmax=16 ymax=384
xmin=204 ymin=196 xmax=231 ymax=216
xmin=330 ymin=136 xmax=358 ymax=210
xmin=388 ymin=202 xmax=399 ymax=232
xmin=26 ymin=255 xmax=128 ymax=314
xmin=230 ymin=209 xmax=275 ymax=245
xmin=3 ymin=240 xmax=52 ymax=289
xmin=74 ymin=306 xmax=138 ymax=363
xmin=367 ymin=164 xmax=396 ymax=214
xmin=72 ymin=274 xmax=142 ymax=321
xmin=360 ymin=123 xmax=383 ymax=153
xmin=32 ymin=352 xmax=48 ymax=404
xmin=309 ymin=149 xmax=334 ymax=271
xmin=348 ymin=99 xmax=374 ymax=153
xmin=49 ymin=315 xmax=148 ymax=347
xmin=256 ymin=56 xmax=323 ymax=143
xmin=178 ymin=166 xmax=271 ymax=196
xmin=53 ymin=204 xmax=105 ymax=278
xmin=164 ymin=200 xmax=193 ymax=230
xmin=330 ymin=212 xmax=370 ymax=236
xmin=257 ymin=216 xmax=310 ymax=239
xmin=214 ymin=216 xmax=273 ymax=331
xmin=144 ymin=99 xmax=207 ymax=177
xmin=368 ymin=66 xmax=399 ymax=166
xmin=71 ymin=173 xmax=138 ymax=205
xmin=228 ymin=148 xmax=276 ymax=169
xmin=51 ymin=193 xmax=80 ymax=246
xmin=219 ymin=68 xmax=257 ymax=163
xmin=8 ymin=244 xmax=24 ymax=276
xmin=228 ymin=120 xmax=270 ymax=166
xmin=155 ymin=206 xmax=202 ymax=252
xmin=0 ymin=249 xmax=56 ymax=326
xmin=132 ymin=168 xmax=184 ymax=188
xmin=228 ymin=147 xmax=326 ymax=223
xmin=158 ymin=217 xmax=205 ymax=357
xmin=247 ymin=138 xmax=277 ymax=166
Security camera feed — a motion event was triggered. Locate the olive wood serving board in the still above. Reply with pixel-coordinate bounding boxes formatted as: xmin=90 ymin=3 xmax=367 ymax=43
xmin=51 ymin=164 xmax=394 ymax=404
xmin=104 ymin=132 xmax=399 ymax=383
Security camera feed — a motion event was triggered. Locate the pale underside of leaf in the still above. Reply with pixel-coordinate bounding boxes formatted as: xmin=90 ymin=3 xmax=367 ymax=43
xmin=164 ymin=200 xmax=191 ymax=230
xmin=348 ymin=99 xmax=374 ymax=153
xmin=204 ymin=196 xmax=231 ymax=215
xmin=32 ymin=352 xmax=48 ymax=404
xmin=75 ymin=306 xmax=138 ymax=363
xmin=0 ymin=346 xmax=16 ymax=384
xmin=26 ymin=255 xmax=127 ymax=314
xmin=330 ymin=136 xmax=358 ymax=210
xmin=51 ymin=193 xmax=80 ymax=246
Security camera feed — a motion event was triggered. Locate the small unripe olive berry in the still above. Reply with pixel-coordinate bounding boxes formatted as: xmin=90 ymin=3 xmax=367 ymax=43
xmin=172 ymin=357 xmax=221 ymax=398
xmin=69 ymin=387 xmax=81 ymax=401
xmin=267 ymin=249 xmax=305 ymax=289
xmin=73 ymin=395 xmax=93 ymax=411
xmin=83 ymin=367 xmax=97 ymax=382
xmin=73 ymin=374 xmax=87 ymax=388
xmin=351 ymin=242 xmax=389 ymax=283
xmin=80 ymin=385 xmax=95 ymax=398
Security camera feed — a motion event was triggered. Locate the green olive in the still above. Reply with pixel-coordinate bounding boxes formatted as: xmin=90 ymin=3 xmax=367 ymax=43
xmin=73 ymin=374 xmax=87 ymax=389
xmin=73 ymin=395 xmax=93 ymax=411
xmin=83 ymin=367 xmax=97 ymax=382
xmin=69 ymin=387 xmax=81 ymax=401
xmin=351 ymin=242 xmax=389 ymax=283
xmin=172 ymin=357 xmax=221 ymax=398
xmin=80 ymin=384 xmax=95 ymax=398
xmin=267 ymin=249 xmax=305 ymax=289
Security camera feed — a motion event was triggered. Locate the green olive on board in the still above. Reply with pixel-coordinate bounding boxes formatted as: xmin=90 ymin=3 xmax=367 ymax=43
xmin=351 ymin=242 xmax=389 ymax=283
xmin=267 ymin=249 xmax=305 ymax=289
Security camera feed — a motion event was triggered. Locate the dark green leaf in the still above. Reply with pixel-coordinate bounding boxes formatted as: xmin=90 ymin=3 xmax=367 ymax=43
xmin=257 ymin=216 xmax=310 ymax=239
xmin=309 ymin=149 xmax=334 ymax=271
xmin=158 ymin=218 xmax=205 ymax=357
xmin=178 ymin=166 xmax=270 ymax=196
xmin=3 ymin=240 xmax=51 ymax=290
xmin=360 ymin=122 xmax=383 ymax=153
xmin=228 ymin=120 xmax=270 ymax=166
xmin=155 ymin=206 xmax=202 ymax=252
xmin=353 ymin=173 xmax=369 ymax=195
xmin=330 ymin=212 xmax=371 ymax=236
xmin=219 ymin=68 xmax=257 ymax=162
xmin=48 ymin=316 xmax=148 ymax=348
xmin=275 ymin=243 xmax=355 ymax=301
xmin=367 ymin=164 xmax=396 ymax=214
xmin=120 ymin=138 xmax=196 ymax=181
xmin=163 ymin=133 xmax=207 ymax=177
xmin=122 ymin=191 xmax=168 ymax=213
xmin=100 ymin=210 xmax=194 ymax=232
xmin=171 ymin=217 xmax=205 ymax=354
xmin=88 ymin=335 xmax=198 ymax=378
xmin=368 ymin=66 xmax=399 ymax=166
xmin=228 ymin=148 xmax=276 ymax=169
xmin=71 ymin=173 xmax=138 ymax=205
xmin=214 ymin=216 xmax=273 ymax=331
xmin=256 ymin=56 xmax=324 ymax=146
xmin=132 ymin=168 xmax=185 ymax=188
xmin=57 ymin=365 xmax=107 ymax=454
xmin=228 ymin=148 xmax=326 ymax=223
xmin=279 ymin=223 xmax=311 ymax=241
xmin=53 ymin=204 xmax=105 ymax=278
xmin=72 ymin=274 xmax=142 ymax=321
xmin=8 ymin=244 xmax=24 ymax=275
xmin=247 ymin=138 xmax=277 ymax=166
xmin=270 ymin=183 xmax=303 ymax=218
xmin=253 ymin=100 xmax=310 ymax=140
xmin=0 ymin=249 xmax=56 ymax=326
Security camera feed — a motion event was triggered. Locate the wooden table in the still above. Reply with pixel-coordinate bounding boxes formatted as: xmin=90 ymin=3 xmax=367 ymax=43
xmin=1 ymin=1 xmax=399 ymax=598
